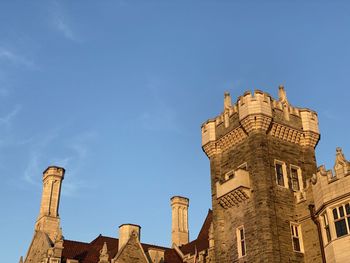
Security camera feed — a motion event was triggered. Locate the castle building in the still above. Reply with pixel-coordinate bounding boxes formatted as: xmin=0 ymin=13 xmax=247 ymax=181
xmin=21 ymin=87 xmax=349 ymax=263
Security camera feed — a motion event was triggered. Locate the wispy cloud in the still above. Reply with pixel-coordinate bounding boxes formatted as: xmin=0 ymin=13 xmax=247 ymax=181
xmin=51 ymin=1 xmax=79 ymax=42
xmin=0 ymin=105 xmax=21 ymax=127
xmin=0 ymin=47 xmax=36 ymax=69
xmin=22 ymin=129 xmax=59 ymax=185
xmin=21 ymin=128 xmax=97 ymax=196
xmin=23 ymin=152 xmax=41 ymax=185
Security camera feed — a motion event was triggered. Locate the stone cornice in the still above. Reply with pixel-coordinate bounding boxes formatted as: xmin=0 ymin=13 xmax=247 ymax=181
xmin=269 ymin=122 xmax=303 ymax=144
xmin=202 ymin=126 xmax=247 ymax=158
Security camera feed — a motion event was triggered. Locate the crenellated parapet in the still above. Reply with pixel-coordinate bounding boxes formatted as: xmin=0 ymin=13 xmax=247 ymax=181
xmin=311 ymin=148 xmax=350 ymax=212
xmin=201 ymin=86 xmax=320 ymax=158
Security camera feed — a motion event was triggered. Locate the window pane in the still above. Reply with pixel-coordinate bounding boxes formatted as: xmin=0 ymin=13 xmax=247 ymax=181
xmin=335 ymin=219 xmax=348 ymax=237
xmin=295 ymin=226 xmax=299 ymax=237
xmin=276 ymin=164 xmax=284 ymax=186
xmin=291 ymin=225 xmax=294 ymax=236
xmin=293 ymin=237 xmax=301 ymax=252
xmin=323 ymin=214 xmax=328 ymax=225
xmin=346 ymin=204 xmax=350 ymax=215
xmin=333 ymin=208 xmax=339 ymax=220
xmin=240 ymin=229 xmax=244 ymax=240
xmin=241 ymin=241 xmax=246 ymax=256
xmin=325 ymin=226 xmax=331 ymax=242
xmin=339 ymin=206 xmax=345 ymax=217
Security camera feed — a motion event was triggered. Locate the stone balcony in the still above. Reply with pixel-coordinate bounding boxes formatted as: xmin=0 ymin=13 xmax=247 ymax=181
xmin=216 ymin=169 xmax=251 ymax=209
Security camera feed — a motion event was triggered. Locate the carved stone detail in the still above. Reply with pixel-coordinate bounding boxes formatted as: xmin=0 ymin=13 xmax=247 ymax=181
xmin=216 ymin=127 xmax=247 ymax=152
xmin=269 ymin=123 xmax=303 ymax=144
xmin=240 ymin=115 xmax=272 ymax=134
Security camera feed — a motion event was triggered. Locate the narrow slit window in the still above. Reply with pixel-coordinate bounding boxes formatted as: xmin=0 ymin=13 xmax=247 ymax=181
xmin=291 ymin=167 xmax=300 ymax=191
xmin=275 ymin=163 xmax=285 ymax=186
xmin=237 ymin=226 xmax=246 ymax=258
xmin=322 ymin=213 xmax=331 ymax=243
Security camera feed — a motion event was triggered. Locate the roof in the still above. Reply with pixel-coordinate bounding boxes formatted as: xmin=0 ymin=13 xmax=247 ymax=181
xmin=62 ymin=235 xmax=181 ymax=263
xmin=179 ymin=209 xmax=212 ymax=256
xmin=61 ymin=210 xmax=212 ymax=263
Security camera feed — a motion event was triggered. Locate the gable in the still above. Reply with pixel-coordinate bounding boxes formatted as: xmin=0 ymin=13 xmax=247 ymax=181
xmin=25 ymin=231 xmax=52 ymax=263
xmin=112 ymin=233 xmax=148 ymax=263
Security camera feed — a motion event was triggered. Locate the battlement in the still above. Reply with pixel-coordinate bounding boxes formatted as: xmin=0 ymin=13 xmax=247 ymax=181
xmin=312 ymin=148 xmax=350 ymax=212
xmin=202 ymin=86 xmax=320 ymax=158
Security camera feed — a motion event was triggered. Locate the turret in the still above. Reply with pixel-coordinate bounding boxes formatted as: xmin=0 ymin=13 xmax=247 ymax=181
xmin=201 ymin=86 xmax=322 ymax=262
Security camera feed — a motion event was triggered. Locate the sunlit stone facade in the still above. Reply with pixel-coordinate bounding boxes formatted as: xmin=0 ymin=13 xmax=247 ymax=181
xmin=21 ymin=87 xmax=349 ymax=263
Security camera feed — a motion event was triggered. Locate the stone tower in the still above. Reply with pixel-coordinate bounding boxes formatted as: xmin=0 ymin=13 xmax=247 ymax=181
xmin=201 ymin=87 xmax=323 ymax=262
xmin=35 ymin=166 xmax=65 ymax=241
xmin=171 ymin=196 xmax=189 ymax=246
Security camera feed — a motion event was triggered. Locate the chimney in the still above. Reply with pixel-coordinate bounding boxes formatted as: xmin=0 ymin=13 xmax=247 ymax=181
xmin=171 ymin=196 xmax=189 ymax=246
xmin=118 ymin=224 xmax=141 ymax=250
xmin=35 ymin=166 xmax=65 ymax=241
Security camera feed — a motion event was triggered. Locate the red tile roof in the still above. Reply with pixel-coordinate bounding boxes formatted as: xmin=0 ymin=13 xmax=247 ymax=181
xmin=179 ymin=209 xmax=212 ymax=256
xmin=61 ymin=209 xmax=212 ymax=263
xmin=62 ymin=235 xmax=181 ymax=263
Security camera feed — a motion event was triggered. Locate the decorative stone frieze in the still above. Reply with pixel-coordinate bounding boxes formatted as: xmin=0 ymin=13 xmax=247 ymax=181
xmin=240 ymin=114 xmax=272 ymax=134
xmin=216 ymin=127 xmax=247 ymax=152
xmin=202 ymin=142 xmax=220 ymax=159
xmin=269 ymin=123 xmax=303 ymax=144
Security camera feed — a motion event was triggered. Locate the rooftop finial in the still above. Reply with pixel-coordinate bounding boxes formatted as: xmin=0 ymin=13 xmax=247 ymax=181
xmin=278 ymin=85 xmax=288 ymax=105
xmin=224 ymin=92 xmax=232 ymax=110
xmin=335 ymin=147 xmax=346 ymax=164
xmin=99 ymin=242 xmax=109 ymax=262
xmin=19 ymin=256 xmax=23 ymax=263
xmin=55 ymin=226 xmax=64 ymax=242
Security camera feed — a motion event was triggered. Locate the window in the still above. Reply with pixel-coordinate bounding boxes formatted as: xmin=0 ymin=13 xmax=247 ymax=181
xmin=322 ymin=213 xmax=331 ymax=243
xmin=290 ymin=223 xmax=303 ymax=253
xmin=290 ymin=165 xmax=303 ymax=191
xmin=275 ymin=161 xmax=287 ymax=188
xmin=237 ymin=226 xmax=246 ymax=258
xmin=276 ymin=163 xmax=284 ymax=186
xmin=332 ymin=203 xmax=350 ymax=238
xmin=291 ymin=167 xmax=299 ymax=191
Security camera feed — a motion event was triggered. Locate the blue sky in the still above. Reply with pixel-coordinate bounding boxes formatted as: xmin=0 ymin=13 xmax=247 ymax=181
xmin=1 ymin=1 xmax=349 ymax=261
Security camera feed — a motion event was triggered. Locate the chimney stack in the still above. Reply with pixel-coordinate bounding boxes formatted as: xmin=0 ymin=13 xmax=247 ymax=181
xmin=35 ymin=166 xmax=65 ymax=241
xmin=118 ymin=224 xmax=141 ymax=250
xmin=171 ymin=196 xmax=189 ymax=246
